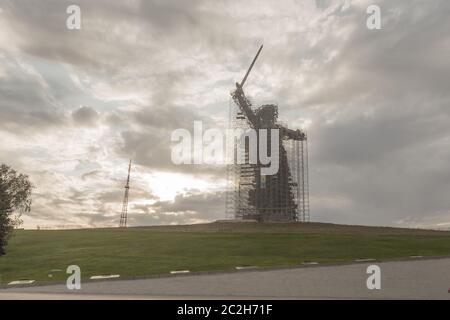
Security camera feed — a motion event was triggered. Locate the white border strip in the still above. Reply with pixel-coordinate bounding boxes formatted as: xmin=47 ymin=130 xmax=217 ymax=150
xmin=355 ymin=258 xmax=376 ymax=262
xmin=170 ymin=270 xmax=190 ymax=274
xmin=235 ymin=266 xmax=258 ymax=270
xmin=90 ymin=275 xmax=120 ymax=280
xmin=8 ymin=280 xmax=35 ymax=286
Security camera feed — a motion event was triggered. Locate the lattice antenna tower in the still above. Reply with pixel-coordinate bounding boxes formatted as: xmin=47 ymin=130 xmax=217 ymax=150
xmin=119 ymin=159 xmax=132 ymax=227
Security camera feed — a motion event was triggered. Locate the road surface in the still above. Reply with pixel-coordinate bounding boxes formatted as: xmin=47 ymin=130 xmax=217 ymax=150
xmin=1 ymin=258 xmax=449 ymax=299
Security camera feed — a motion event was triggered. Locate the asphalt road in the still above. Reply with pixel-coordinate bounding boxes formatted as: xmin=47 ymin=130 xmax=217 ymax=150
xmin=1 ymin=258 xmax=449 ymax=299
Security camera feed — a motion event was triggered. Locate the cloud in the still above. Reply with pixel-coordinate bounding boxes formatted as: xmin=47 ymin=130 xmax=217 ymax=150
xmin=72 ymin=106 xmax=99 ymax=126
xmin=130 ymin=190 xmax=226 ymax=226
xmin=0 ymin=56 xmax=65 ymax=132
xmin=0 ymin=0 xmax=449 ymax=229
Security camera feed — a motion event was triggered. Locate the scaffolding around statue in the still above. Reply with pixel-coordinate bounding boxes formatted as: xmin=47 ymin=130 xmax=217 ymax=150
xmin=225 ymin=45 xmax=310 ymax=222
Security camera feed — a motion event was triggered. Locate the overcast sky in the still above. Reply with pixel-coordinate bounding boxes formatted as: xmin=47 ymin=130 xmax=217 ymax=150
xmin=1 ymin=0 xmax=449 ymax=229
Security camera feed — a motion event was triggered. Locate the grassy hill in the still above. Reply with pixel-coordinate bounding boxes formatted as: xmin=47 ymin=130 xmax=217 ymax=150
xmin=1 ymin=221 xmax=450 ymax=285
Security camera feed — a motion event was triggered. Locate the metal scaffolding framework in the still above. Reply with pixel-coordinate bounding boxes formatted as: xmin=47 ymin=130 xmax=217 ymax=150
xmin=225 ymin=45 xmax=310 ymax=222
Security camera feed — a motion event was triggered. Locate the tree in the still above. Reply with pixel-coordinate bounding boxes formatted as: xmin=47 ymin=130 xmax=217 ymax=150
xmin=0 ymin=164 xmax=32 ymax=256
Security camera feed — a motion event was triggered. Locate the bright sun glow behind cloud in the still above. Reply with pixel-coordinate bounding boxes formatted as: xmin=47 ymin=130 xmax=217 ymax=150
xmin=144 ymin=172 xmax=224 ymax=202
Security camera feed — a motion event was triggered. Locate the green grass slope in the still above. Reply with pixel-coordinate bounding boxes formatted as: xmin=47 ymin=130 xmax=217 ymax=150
xmin=0 ymin=222 xmax=449 ymax=284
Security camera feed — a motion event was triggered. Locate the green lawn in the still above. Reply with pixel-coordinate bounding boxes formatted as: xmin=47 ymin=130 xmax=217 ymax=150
xmin=1 ymin=222 xmax=450 ymax=285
